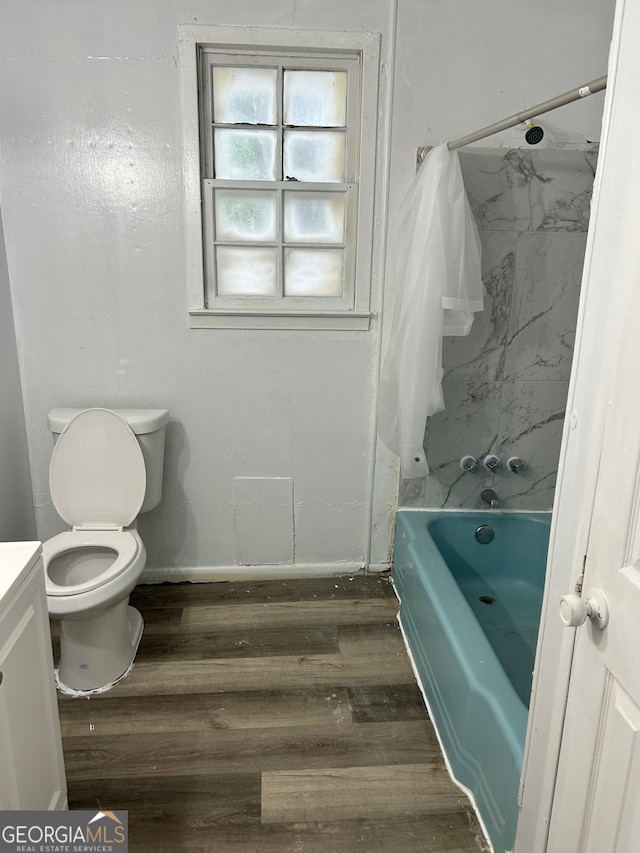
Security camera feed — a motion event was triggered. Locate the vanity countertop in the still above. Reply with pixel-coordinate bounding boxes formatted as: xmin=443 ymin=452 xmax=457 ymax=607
xmin=0 ymin=541 xmax=42 ymax=605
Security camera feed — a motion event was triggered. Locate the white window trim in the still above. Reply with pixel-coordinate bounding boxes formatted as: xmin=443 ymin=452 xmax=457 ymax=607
xmin=178 ymin=23 xmax=380 ymax=331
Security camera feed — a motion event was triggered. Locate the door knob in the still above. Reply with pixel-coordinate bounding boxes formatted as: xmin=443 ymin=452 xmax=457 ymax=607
xmin=559 ymin=589 xmax=609 ymax=630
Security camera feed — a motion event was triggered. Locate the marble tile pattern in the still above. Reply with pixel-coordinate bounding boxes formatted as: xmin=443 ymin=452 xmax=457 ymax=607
xmin=503 ymin=232 xmax=586 ymax=382
xmin=399 ymin=147 xmax=597 ymax=510
xmin=420 ymin=382 xmax=502 ymax=509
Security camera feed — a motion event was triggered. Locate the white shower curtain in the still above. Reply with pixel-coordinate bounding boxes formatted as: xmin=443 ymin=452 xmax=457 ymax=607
xmin=377 ymin=143 xmax=484 ymax=478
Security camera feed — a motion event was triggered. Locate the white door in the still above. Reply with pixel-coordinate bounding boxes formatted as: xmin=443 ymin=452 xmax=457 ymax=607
xmin=543 ymin=0 xmax=640 ymax=849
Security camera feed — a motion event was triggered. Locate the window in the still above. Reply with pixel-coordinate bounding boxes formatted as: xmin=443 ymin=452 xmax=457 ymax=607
xmin=179 ymin=25 xmax=380 ymax=329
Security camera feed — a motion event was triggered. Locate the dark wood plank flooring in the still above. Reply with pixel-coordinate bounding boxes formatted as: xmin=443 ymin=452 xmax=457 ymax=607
xmin=55 ymin=576 xmax=488 ymax=852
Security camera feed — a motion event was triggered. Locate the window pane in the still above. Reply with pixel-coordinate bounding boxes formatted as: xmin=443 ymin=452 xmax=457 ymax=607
xmin=284 ymin=249 xmax=344 ymax=296
xmin=215 ymin=129 xmax=277 ymax=180
xmin=284 ymin=71 xmax=347 ymax=127
xmin=216 ymin=247 xmax=277 ymax=295
xmin=213 ymin=67 xmax=277 ymax=125
xmin=283 ymin=131 xmax=345 ymax=182
xmin=284 ymin=192 xmax=345 ymax=243
xmin=215 ymin=190 xmax=277 ymax=242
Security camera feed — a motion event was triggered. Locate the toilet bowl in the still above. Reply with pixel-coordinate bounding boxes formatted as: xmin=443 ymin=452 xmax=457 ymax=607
xmin=43 ymin=407 xmax=168 ymax=695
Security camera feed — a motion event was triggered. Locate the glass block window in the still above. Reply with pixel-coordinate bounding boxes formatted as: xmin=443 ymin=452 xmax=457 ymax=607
xmin=180 ymin=26 xmax=380 ymax=329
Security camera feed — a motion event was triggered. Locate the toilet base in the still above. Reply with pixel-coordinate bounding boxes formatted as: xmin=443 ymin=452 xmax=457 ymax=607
xmin=55 ymin=601 xmax=144 ymax=695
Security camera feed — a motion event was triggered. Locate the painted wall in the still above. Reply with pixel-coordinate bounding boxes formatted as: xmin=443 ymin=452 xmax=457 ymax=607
xmin=399 ymin=148 xmax=596 ymax=510
xmin=0 ymin=0 xmax=394 ymax=577
xmin=0 ymin=0 xmax=616 ymax=574
xmin=0 ymin=207 xmax=36 ymax=541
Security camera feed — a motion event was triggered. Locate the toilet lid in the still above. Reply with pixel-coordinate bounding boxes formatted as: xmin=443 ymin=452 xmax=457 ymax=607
xmin=49 ymin=408 xmax=146 ymax=528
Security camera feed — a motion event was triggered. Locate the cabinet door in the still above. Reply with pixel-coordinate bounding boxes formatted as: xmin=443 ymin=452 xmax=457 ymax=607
xmin=0 ymin=565 xmax=67 ymax=809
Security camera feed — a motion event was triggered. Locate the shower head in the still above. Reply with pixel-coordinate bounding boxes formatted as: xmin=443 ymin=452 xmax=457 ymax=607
xmin=524 ymin=121 xmax=544 ymax=145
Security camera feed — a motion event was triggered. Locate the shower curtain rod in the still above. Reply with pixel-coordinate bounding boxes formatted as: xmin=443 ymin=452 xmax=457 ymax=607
xmin=418 ymin=75 xmax=607 ymax=161
xmin=447 ymin=75 xmax=607 ymax=150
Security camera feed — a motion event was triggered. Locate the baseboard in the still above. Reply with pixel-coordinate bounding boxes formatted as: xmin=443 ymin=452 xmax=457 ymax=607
xmin=367 ymin=562 xmax=393 ymax=574
xmin=139 ymin=562 xmax=386 ymax=584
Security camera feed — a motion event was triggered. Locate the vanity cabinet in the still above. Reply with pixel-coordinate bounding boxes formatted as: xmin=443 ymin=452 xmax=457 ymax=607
xmin=0 ymin=542 xmax=67 ymax=809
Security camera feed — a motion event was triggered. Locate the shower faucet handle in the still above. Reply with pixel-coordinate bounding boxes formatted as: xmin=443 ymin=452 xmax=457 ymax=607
xmin=460 ymin=455 xmax=480 ymax=474
xmin=507 ymin=456 xmax=527 ymax=473
xmin=483 ymin=454 xmax=501 ymax=472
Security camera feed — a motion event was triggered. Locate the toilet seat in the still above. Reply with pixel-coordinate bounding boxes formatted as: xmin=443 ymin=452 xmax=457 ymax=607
xmin=49 ymin=408 xmax=146 ymax=530
xmin=43 ymin=529 xmax=141 ymax=596
xmin=45 ymin=409 xmax=147 ymax=599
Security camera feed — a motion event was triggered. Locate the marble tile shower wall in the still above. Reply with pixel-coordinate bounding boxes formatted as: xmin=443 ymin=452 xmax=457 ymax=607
xmin=399 ymin=148 xmax=597 ymax=510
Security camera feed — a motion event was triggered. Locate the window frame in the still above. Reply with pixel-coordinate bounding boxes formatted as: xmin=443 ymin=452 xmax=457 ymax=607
xmin=178 ymin=24 xmax=380 ymax=330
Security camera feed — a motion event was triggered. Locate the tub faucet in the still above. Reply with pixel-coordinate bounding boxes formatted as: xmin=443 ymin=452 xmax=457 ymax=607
xmin=480 ymin=488 xmax=500 ymax=509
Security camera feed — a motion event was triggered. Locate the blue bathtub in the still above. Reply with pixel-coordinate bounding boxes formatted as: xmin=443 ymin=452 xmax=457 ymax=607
xmin=393 ymin=509 xmax=550 ymax=853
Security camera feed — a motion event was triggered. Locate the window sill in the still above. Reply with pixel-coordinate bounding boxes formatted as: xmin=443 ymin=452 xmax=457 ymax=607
xmin=189 ymin=309 xmax=372 ymax=331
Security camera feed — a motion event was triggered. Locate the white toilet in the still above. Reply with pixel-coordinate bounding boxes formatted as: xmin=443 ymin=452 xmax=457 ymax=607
xmin=43 ymin=407 xmax=169 ymax=695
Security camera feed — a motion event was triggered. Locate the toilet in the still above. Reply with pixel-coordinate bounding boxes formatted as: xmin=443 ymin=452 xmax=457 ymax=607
xmin=43 ymin=407 xmax=169 ymax=695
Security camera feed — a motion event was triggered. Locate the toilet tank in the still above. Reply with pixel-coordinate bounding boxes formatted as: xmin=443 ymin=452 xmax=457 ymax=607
xmin=48 ymin=408 xmax=170 ymax=514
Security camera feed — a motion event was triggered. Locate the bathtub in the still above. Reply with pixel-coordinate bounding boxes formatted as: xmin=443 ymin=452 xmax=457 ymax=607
xmin=393 ymin=509 xmax=550 ymax=853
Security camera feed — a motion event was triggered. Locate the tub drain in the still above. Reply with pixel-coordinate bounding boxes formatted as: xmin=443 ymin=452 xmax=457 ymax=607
xmin=475 ymin=524 xmax=494 ymax=544
xmin=479 ymin=595 xmax=496 ymax=605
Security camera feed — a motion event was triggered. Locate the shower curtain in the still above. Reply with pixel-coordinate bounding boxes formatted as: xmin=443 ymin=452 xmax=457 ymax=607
xmin=377 ymin=143 xmax=484 ymax=478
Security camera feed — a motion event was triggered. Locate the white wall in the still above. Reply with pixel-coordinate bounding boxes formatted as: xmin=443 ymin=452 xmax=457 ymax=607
xmin=0 ymin=0 xmax=615 ymax=575
xmin=0 ymin=0 xmax=394 ymax=576
xmin=0 ymin=207 xmax=36 ymax=542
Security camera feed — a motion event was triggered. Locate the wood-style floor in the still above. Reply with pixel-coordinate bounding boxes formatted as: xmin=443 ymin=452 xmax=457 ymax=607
xmin=55 ymin=576 xmax=488 ymax=852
